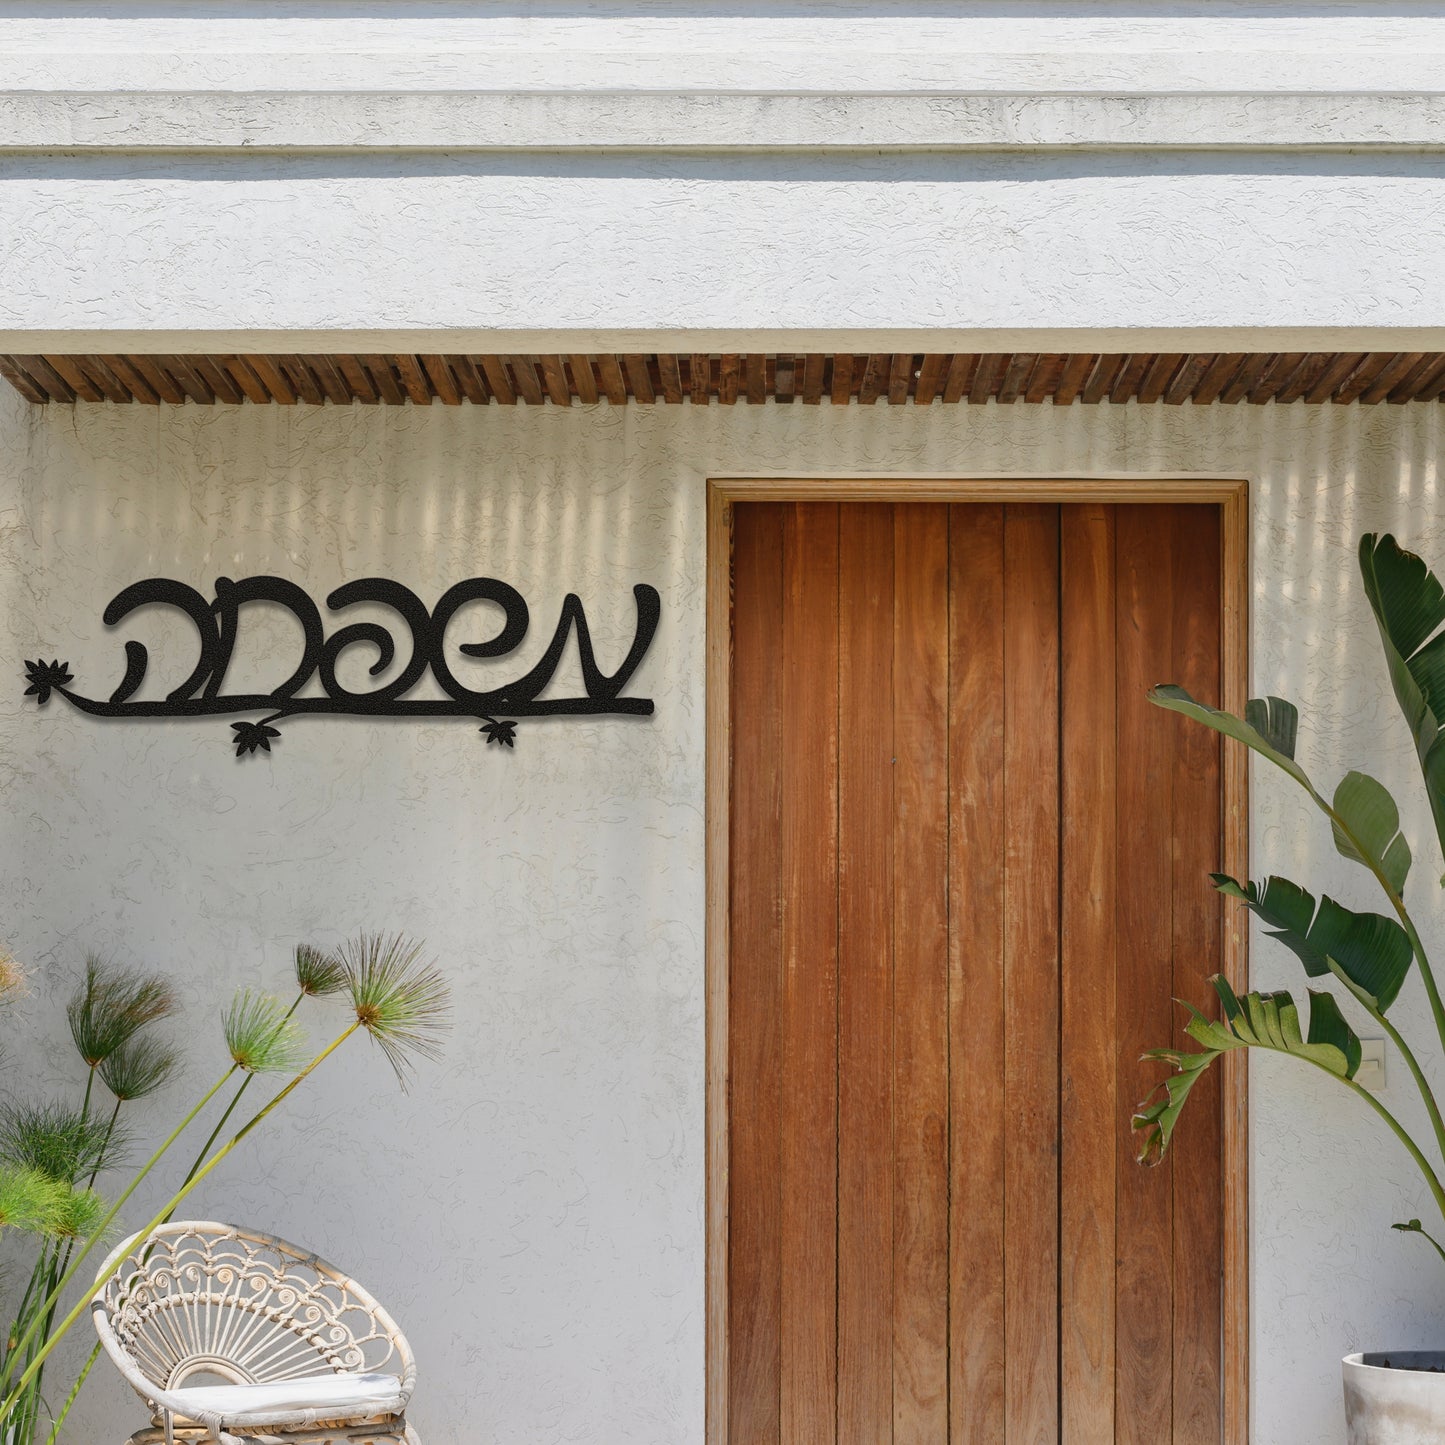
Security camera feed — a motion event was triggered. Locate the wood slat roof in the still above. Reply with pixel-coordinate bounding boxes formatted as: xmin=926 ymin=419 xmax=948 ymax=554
xmin=5 ymin=352 xmax=1445 ymax=407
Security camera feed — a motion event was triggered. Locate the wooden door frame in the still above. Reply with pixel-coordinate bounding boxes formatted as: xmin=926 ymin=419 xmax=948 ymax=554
xmin=705 ymin=476 xmax=1251 ymax=1445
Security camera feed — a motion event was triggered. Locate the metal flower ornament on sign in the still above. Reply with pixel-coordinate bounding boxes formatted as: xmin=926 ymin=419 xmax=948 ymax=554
xmin=22 ymin=575 xmax=660 ymax=758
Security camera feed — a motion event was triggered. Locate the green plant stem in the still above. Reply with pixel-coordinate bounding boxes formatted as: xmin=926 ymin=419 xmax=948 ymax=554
xmin=1401 ymin=1222 xmax=1445 ymax=1269
xmin=0 ymin=1067 xmax=235 ymax=1399
xmin=35 ymin=993 xmax=316 ymax=1438
xmin=4 ymin=1246 xmax=54 ymax=1445
xmin=41 ymin=1342 xmax=99 ymax=1445
xmin=1336 ymin=1068 xmax=1445 ymax=1227
xmin=174 ymin=992 xmax=303 ymax=1199
xmin=194 ymin=1077 xmax=252 ymax=1167
xmin=0 ymin=1025 xmax=359 ymax=1420
xmin=1375 ymin=881 xmax=1445 ymax=1112
xmin=3 ymin=1067 xmax=121 ymax=1417
xmin=4 ymin=1289 xmax=47 ymax=1445
xmin=84 ymin=1100 xmax=122 ymax=1194
xmin=156 ymin=1074 xmax=251 ymax=1232
xmin=1355 ymin=996 xmax=1445 ymax=1170
xmin=1231 ymin=1038 xmax=1445 ymax=1230
xmin=49 ymin=1095 xmax=125 ymax=1298
xmin=6 ymin=1243 xmax=53 ymax=1356
xmin=1313 ymin=791 xmax=1445 ymax=1157
xmin=1397 ymin=910 xmax=1445 ymax=1073
xmin=1209 ymin=722 xmax=1445 ymax=1176
xmin=8 ymin=1095 xmax=124 ymax=1445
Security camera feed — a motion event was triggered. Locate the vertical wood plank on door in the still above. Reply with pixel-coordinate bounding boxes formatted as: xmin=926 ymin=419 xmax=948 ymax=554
xmin=780 ymin=502 xmax=840 ymax=1445
xmin=728 ymin=504 xmax=785 ymax=1444
xmin=1115 ymin=505 xmax=1176 ymax=1445
xmin=947 ymin=504 xmax=1007 ymax=1445
xmin=1060 ymin=504 xmax=1118 ymax=1445
xmin=837 ymin=504 xmax=896 ymax=1444
xmin=724 ymin=492 xmax=1229 ymax=1445
xmin=891 ymin=505 xmax=950 ymax=1440
xmin=1003 ymin=503 xmax=1061 ymax=1445
xmin=1169 ymin=506 xmax=1225 ymax=1445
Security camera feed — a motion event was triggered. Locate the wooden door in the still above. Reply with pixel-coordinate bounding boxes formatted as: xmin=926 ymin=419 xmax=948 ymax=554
xmin=726 ymin=500 xmax=1225 ymax=1444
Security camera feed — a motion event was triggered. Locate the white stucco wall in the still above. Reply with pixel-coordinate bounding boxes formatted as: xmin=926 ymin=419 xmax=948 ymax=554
xmin=2 ymin=390 xmax=1445 ymax=1444
xmin=9 ymin=2 xmax=1445 ymax=96
xmin=9 ymin=2 xmax=1445 ymax=353
xmin=8 ymin=5 xmax=1445 ymax=1441
xmin=10 ymin=151 xmax=1445 ymax=356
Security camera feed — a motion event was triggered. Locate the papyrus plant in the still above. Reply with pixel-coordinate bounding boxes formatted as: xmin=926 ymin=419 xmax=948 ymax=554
xmin=0 ymin=958 xmax=177 ymax=1445
xmin=1136 ymin=534 xmax=1445 ymax=1259
xmin=0 ymin=933 xmax=448 ymax=1441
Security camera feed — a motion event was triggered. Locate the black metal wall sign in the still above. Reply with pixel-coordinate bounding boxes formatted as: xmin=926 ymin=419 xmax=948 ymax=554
xmin=23 ymin=576 xmax=660 ymax=757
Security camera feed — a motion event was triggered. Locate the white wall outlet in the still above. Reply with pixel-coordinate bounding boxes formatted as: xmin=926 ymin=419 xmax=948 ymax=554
xmin=1357 ymin=1038 xmax=1387 ymax=1091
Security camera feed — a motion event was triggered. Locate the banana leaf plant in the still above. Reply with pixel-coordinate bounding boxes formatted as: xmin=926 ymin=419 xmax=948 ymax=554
xmin=1136 ymin=534 xmax=1445 ymax=1258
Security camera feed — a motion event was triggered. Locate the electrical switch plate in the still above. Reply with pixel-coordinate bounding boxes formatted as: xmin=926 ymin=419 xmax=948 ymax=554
xmin=1357 ymin=1038 xmax=1387 ymax=1091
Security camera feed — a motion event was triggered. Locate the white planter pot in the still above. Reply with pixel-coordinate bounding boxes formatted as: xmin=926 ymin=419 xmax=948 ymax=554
xmin=1344 ymin=1352 xmax=1445 ymax=1444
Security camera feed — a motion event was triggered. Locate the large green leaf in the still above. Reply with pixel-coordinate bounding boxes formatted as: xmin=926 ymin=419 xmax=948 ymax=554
xmin=1331 ymin=770 xmax=1412 ymax=894
xmin=1212 ymin=983 xmax=1360 ymax=1076
xmin=1132 ymin=1041 xmax=1225 ymax=1166
xmin=1214 ymin=873 xmax=1413 ymax=1011
xmin=1360 ymin=532 xmax=1445 ymax=662
xmin=1150 ymin=685 xmax=1310 ymax=790
xmin=1360 ymin=533 xmax=1445 ymax=869
xmin=1134 ymin=977 xmax=1360 ymax=1165
xmin=1301 ymin=988 xmax=1366 ymax=1078
xmin=1244 ymin=695 xmax=1299 ymax=761
xmin=1156 ymin=684 xmax=1416 ymax=896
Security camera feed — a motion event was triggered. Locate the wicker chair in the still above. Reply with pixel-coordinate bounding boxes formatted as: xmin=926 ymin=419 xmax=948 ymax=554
xmin=91 ymin=1222 xmax=419 ymax=1445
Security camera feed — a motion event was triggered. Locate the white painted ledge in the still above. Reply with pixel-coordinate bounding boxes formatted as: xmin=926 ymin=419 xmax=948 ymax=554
xmin=6 ymin=151 xmax=1445 ymax=343
xmin=10 ymin=9 xmax=1445 ymax=96
xmin=11 ymin=5 xmax=1445 ymax=152
xmin=6 ymin=90 xmax=1445 ymax=152
xmin=8 ymin=6 xmax=1445 ymax=339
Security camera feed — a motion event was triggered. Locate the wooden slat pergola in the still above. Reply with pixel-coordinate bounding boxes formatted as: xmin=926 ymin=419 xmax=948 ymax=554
xmin=5 ymin=351 xmax=1445 ymax=407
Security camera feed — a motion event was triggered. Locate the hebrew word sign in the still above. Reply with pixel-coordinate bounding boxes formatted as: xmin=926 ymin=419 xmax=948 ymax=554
xmin=23 ymin=575 xmax=660 ymax=758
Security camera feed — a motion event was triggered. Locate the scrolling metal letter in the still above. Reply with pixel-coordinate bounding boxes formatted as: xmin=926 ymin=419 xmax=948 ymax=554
xmin=23 ymin=575 xmax=661 ymax=760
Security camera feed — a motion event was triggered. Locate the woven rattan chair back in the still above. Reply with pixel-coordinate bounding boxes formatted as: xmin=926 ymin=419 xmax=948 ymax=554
xmin=92 ymin=1221 xmax=417 ymax=1441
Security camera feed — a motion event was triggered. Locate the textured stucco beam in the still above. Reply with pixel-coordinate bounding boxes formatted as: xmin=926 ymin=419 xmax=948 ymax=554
xmin=7 ymin=90 xmax=1445 ymax=153
xmin=4 ymin=155 xmax=1445 ymax=338
xmin=11 ymin=25 xmax=1445 ymax=95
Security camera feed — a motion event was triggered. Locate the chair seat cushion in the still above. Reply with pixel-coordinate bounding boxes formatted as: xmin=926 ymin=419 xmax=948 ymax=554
xmin=169 ymin=1372 xmax=402 ymax=1420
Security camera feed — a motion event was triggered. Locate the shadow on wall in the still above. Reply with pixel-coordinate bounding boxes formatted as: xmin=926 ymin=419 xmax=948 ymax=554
xmin=5 ymin=391 xmax=1445 ymax=1445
